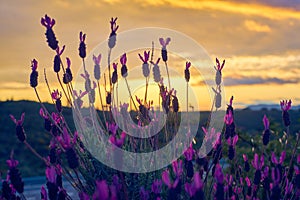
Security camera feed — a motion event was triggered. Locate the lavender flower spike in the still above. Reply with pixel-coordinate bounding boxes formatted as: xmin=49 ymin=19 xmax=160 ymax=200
xmin=214 ymin=58 xmax=225 ymax=85
xmin=120 ymin=53 xmax=128 ymax=77
xmin=51 ymin=89 xmax=62 ymax=113
xmin=10 ymin=113 xmax=26 ymax=142
xmin=93 ymin=180 xmax=109 ymax=200
xmin=280 ymin=99 xmax=292 ymax=127
xmin=63 ymin=57 xmax=73 ymax=84
xmin=139 ymin=51 xmax=150 ymax=77
xmin=159 ymin=37 xmax=171 ymax=62
xmin=41 ymin=14 xmax=58 ymax=50
xmin=185 ymin=61 xmax=191 ymax=82
xmin=41 ymin=186 xmax=48 ymax=200
xmin=53 ymin=45 xmax=65 ymax=73
xmin=93 ymin=54 xmax=102 ymax=80
xmin=30 ymin=59 xmax=38 ymax=88
xmin=112 ymin=62 xmax=118 ymax=84
xmin=79 ymin=31 xmax=86 ymax=59
xmin=108 ymin=17 xmax=119 ymax=48
xmin=262 ymin=115 xmax=271 ymax=145
xmin=153 ymin=58 xmax=161 ymax=83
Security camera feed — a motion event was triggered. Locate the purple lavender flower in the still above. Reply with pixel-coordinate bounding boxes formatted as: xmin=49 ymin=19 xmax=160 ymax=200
xmin=112 ymin=175 xmax=122 ymax=193
xmin=136 ymin=96 xmax=150 ymax=121
xmin=1 ymin=180 xmax=15 ymax=200
xmin=140 ymin=187 xmax=149 ymax=200
xmin=159 ymin=37 xmax=171 ymax=62
xmin=227 ymin=135 xmax=238 ymax=160
xmin=10 ymin=113 xmax=26 ymax=142
xmin=51 ymin=89 xmax=62 ymax=113
xmin=224 ymin=109 xmax=235 ymax=139
xmin=112 ymin=63 xmax=118 ymax=84
xmin=63 ymin=57 xmax=73 ymax=84
xmin=209 ymin=130 xmax=222 ymax=164
xmin=271 ymin=151 xmax=285 ymax=182
xmin=109 ymin=131 xmax=126 ymax=169
xmin=49 ymin=141 xmax=58 ymax=164
xmin=280 ymin=99 xmax=292 ymax=127
xmin=79 ymin=31 xmax=86 ymax=59
xmin=46 ymin=166 xmax=58 ymax=200
xmin=30 ymin=59 xmax=38 ymax=88
xmin=81 ymin=71 xmax=91 ymax=92
xmin=139 ymin=51 xmax=150 ymax=77
xmin=262 ymin=115 xmax=271 ymax=145
xmin=243 ymin=154 xmax=250 ymax=172
xmin=214 ymin=58 xmax=225 ymax=85
xmin=93 ymin=54 xmax=101 ymax=80
xmin=185 ymin=172 xmax=204 ymax=199
xmin=252 ymin=154 xmax=264 ymax=185
xmin=107 ymin=122 xmax=118 ymax=135
xmin=53 ymin=45 xmax=65 ymax=73
xmin=151 ymin=179 xmax=162 ymax=198
xmin=120 ymin=53 xmax=128 ymax=77
xmin=93 ymin=180 xmax=109 ymax=200
xmin=245 ymin=177 xmax=252 ymax=198
xmin=58 ymin=128 xmax=79 ymax=169
xmin=262 ymin=166 xmax=270 ymax=192
xmin=270 ymin=168 xmax=281 ymax=200
xmin=73 ymin=90 xmax=88 ymax=109
xmin=214 ymin=164 xmax=224 ymax=200
xmin=161 ymin=88 xmax=173 ymax=114
xmin=285 ymin=179 xmax=293 ymax=199
xmin=41 ymin=15 xmax=58 ymax=50
xmin=41 ymin=186 xmax=48 ymax=200
xmin=6 ymin=157 xmax=24 ymax=194
xmin=172 ymin=160 xmax=183 ymax=178
xmin=152 ymin=58 xmax=161 ymax=83
xmin=109 ymin=132 xmax=126 ymax=148
xmin=50 ymin=112 xmax=62 ymax=136
xmin=224 ymin=174 xmax=234 ymax=199
xmin=172 ymin=90 xmax=179 ymax=113
xmin=162 ymin=170 xmax=180 ymax=200
xmin=40 ymin=108 xmax=51 ymax=132
xmin=226 ymin=96 xmax=234 ymax=114
xmin=106 ymin=91 xmax=112 ymax=105
xmin=271 ymin=151 xmax=286 ymax=166
xmin=185 ymin=61 xmax=191 ymax=82
xmin=184 ymin=144 xmax=194 ymax=178
xmin=108 ymin=17 xmax=119 ymax=49
xmin=172 ymin=160 xmax=183 ymax=195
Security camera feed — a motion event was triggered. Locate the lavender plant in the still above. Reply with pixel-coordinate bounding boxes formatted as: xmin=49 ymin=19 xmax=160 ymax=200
xmin=1 ymin=15 xmax=299 ymax=200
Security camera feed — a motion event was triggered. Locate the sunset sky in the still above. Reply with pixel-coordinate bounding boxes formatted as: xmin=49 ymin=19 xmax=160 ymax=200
xmin=0 ymin=0 xmax=300 ymax=110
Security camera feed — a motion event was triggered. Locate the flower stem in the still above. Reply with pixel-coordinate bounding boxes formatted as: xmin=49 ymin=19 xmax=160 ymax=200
xmin=24 ymin=141 xmax=47 ymax=164
xmin=164 ymin=61 xmax=171 ymax=90
xmin=125 ymin=77 xmax=138 ymax=111
xmin=97 ymin=80 xmax=107 ymax=125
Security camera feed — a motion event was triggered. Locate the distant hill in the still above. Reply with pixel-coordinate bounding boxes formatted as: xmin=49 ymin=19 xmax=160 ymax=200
xmin=246 ymin=104 xmax=300 ymax=111
xmin=0 ymin=100 xmax=299 ymax=177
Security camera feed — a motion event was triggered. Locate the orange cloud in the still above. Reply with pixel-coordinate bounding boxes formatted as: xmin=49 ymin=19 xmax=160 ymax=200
xmin=244 ymin=20 xmax=271 ymax=32
xmin=139 ymin=0 xmax=300 ymax=20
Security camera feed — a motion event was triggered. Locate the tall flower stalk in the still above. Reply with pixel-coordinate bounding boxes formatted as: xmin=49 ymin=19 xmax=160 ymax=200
xmin=159 ymin=37 xmax=171 ymax=90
